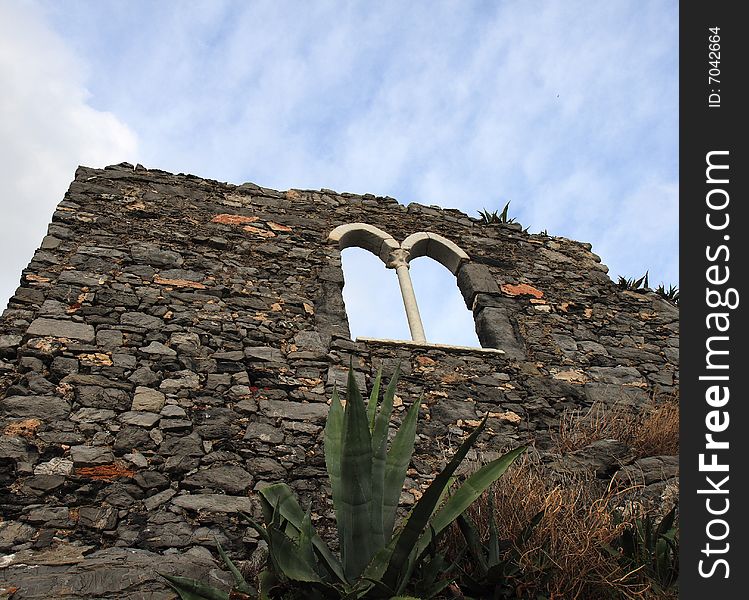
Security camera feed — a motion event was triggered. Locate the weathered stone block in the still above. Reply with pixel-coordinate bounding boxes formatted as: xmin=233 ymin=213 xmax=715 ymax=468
xmin=27 ymin=318 xmax=95 ymax=342
xmin=457 ymin=263 xmax=500 ymax=308
xmin=131 ymin=387 xmax=166 ymax=412
xmin=0 ymin=396 xmax=71 ymax=421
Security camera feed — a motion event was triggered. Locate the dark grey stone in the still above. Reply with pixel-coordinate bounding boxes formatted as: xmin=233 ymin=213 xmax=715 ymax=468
xmin=0 ymin=520 xmax=36 ymax=551
xmin=182 ymin=464 xmax=252 ymax=494
xmin=614 ymin=455 xmax=679 ymax=487
xmin=27 ymin=318 xmax=95 ymax=342
xmin=262 ymin=400 xmax=329 ymax=422
xmin=128 ymin=366 xmax=161 ymax=386
xmin=246 ymin=456 xmax=286 ymax=477
xmin=474 ymin=306 xmax=525 ymax=359
xmin=69 ymin=445 xmax=115 ymax=466
xmin=244 ymin=421 xmax=284 ymax=444
xmin=140 ymin=341 xmax=176 ymax=357
xmin=51 ymin=356 xmax=80 ymax=375
xmin=131 ymin=244 xmax=184 ymax=267
xmin=244 ymin=346 xmax=283 ymax=361
xmin=121 ymin=312 xmax=164 ymax=330
xmin=96 ymin=329 xmax=124 ymax=349
xmin=457 ymin=263 xmax=501 ymax=307
xmin=0 ymin=396 xmax=71 ymax=421
xmin=172 ymin=494 xmax=255 ymax=513
xmin=78 ymin=506 xmax=118 ymax=530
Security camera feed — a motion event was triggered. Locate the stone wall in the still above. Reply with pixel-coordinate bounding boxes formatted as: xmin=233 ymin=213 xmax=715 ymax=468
xmin=0 ymin=163 xmax=678 ymax=598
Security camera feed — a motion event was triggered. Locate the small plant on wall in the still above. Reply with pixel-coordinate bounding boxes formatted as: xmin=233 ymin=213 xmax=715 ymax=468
xmin=478 ymin=201 xmax=515 ymax=225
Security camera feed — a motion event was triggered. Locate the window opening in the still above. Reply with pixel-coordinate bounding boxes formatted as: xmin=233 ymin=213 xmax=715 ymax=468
xmin=409 ymin=256 xmax=481 ymax=347
xmin=329 ymin=223 xmax=473 ymax=346
xmin=340 ymin=247 xmax=410 ymax=340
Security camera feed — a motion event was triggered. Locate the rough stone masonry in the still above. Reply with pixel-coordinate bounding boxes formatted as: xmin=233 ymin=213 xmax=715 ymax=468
xmin=0 ymin=163 xmax=678 ymax=598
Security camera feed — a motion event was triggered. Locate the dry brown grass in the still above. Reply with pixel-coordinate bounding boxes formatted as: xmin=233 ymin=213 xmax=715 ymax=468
xmin=554 ymin=393 xmax=679 ymax=458
xmin=441 ymin=394 xmax=680 ymax=599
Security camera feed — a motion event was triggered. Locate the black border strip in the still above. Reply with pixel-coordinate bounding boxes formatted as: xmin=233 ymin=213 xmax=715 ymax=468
xmin=681 ymin=2 xmax=747 ymax=596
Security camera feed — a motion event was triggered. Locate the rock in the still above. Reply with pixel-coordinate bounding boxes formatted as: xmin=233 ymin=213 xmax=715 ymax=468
xmin=76 ymin=386 xmax=131 ymax=410
xmin=70 ymin=408 xmax=116 ymax=423
xmin=549 ymin=439 xmax=633 ymax=479
xmin=78 ymin=506 xmax=118 ymax=530
xmin=614 ymin=455 xmax=679 ymax=487
xmin=144 ymin=520 xmax=194 ymax=548
xmin=159 ymin=370 xmax=200 ymax=393
xmin=160 ymin=404 xmax=187 ymax=418
xmin=0 ymin=547 xmax=221 ymax=598
xmin=246 ymin=457 xmax=286 ymax=477
xmin=172 ymin=494 xmax=255 ymax=514
xmin=128 ymin=366 xmax=161 ymax=386
xmin=194 ymin=407 xmax=236 ymax=439
xmin=24 ymin=507 xmax=75 ymax=528
xmin=27 ymin=318 xmax=95 ymax=342
xmin=244 ymin=346 xmax=283 ymax=361
xmin=430 ymin=397 xmax=478 ymax=424
xmin=131 ymin=387 xmax=166 ymax=412
xmin=96 ymin=329 xmax=124 ymax=349
xmin=114 ymin=426 xmax=154 ymax=453
xmin=0 ymin=333 xmax=23 ymax=352
xmin=34 ymin=457 xmax=74 ymax=476
xmin=244 ymin=421 xmax=284 ymax=444
xmin=133 ymin=470 xmax=170 ymax=490
xmin=182 ymin=464 xmax=253 ymax=494
xmin=587 ymin=366 xmax=645 ymax=386
xmin=0 ymin=520 xmax=36 ymax=551
xmin=0 ymin=396 xmax=71 ymax=421
xmin=142 ymin=487 xmax=177 ymax=511
xmin=69 ymin=446 xmax=115 ymax=466
xmin=139 ymin=341 xmax=176 ymax=357
xmin=457 ymin=263 xmax=500 ymax=306
xmin=584 ymin=383 xmax=648 ymax=407
xmin=51 ymin=356 xmax=80 ymax=375
xmin=261 ymin=400 xmax=329 ymax=422
xmin=118 ymin=411 xmax=161 ymax=428
xmin=131 ymin=244 xmax=184 ymax=267
xmin=121 ymin=312 xmax=164 ymax=330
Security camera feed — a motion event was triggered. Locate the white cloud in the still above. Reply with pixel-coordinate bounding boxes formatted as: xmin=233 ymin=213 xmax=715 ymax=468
xmin=0 ymin=1 xmax=137 ymax=307
xmin=2 ymin=1 xmax=678 ymax=342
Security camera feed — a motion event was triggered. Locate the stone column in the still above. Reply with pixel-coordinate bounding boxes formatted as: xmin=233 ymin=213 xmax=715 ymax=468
xmin=387 ymin=249 xmax=426 ymax=342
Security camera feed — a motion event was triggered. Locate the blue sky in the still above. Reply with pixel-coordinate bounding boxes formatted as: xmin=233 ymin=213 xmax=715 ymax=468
xmin=0 ymin=1 xmax=678 ymax=346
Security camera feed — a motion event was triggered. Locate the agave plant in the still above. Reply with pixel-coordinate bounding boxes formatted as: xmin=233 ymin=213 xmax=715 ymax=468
xmin=607 ymin=505 xmax=679 ymax=592
xmin=455 ymin=494 xmax=545 ymax=600
xmin=478 ymin=201 xmax=515 ymax=225
xmin=656 ymin=283 xmax=679 ymax=304
xmin=164 ymin=365 xmax=525 ymax=599
xmin=616 ymin=271 xmax=649 ymax=291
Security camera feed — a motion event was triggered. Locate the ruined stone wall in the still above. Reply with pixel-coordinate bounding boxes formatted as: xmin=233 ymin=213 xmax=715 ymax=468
xmin=0 ymin=163 xmax=678 ymax=598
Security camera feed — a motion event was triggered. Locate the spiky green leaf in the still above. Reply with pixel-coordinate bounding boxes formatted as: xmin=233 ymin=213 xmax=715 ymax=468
xmin=382 ymin=395 xmax=422 ymax=538
xmin=255 ymin=484 xmax=345 ymax=583
xmin=367 ymin=367 xmax=383 ymax=432
xmin=339 ymin=367 xmax=375 ymax=578
xmin=160 ymin=573 xmax=230 ymax=600
xmin=266 ymin=523 xmax=322 ymax=583
xmin=215 ymin=539 xmax=255 ymax=595
xmin=414 ymin=445 xmax=527 ymax=561
xmin=382 ymin=415 xmax=491 ymax=589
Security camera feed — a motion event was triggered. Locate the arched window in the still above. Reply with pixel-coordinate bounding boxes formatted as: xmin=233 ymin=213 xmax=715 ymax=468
xmin=409 ymin=256 xmax=480 ymax=347
xmin=328 ymin=224 xmax=476 ymax=346
xmin=340 ymin=247 xmax=410 ymax=340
